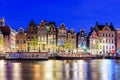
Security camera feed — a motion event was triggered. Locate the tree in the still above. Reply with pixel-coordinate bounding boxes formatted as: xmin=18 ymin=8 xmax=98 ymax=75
xmin=0 ymin=34 xmax=4 ymax=53
xmin=95 ymin=40 xmax=99 ymax=54
xmin=32 ymin=37 xmax=38 ymax=52
xmin=65 ymin=40 xmax=72 ymax=52
xmin=0 ymin=35 xmax=4 ymax=45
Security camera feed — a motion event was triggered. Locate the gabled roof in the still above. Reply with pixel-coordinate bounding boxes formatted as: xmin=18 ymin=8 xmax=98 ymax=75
xmin=59 ymin=23 xmax=67 ymax=30
xmin=29 ymin=19 xmax=36 ymax=27
xmin=95 ymin=22 xmax=115 ymax=31
xmin=88 ymin=27 xmax=97 ymax=37
xmin=77 ymin=29 xmax=86 ymax=37
xmin=88 ymin=29 xmax=98 ymax=39
xmin=96 ymin=25 xmax=105 ymax=30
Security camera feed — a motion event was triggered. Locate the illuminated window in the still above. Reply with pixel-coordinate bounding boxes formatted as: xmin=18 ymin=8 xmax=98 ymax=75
xmin=112 ymin=46 xmax=114 ymax=49
xmin=106 ymin=45 xmax=108 ymax=49
xmin=103 ymin=46 xmax=105 ymax=49
xmin=109 ymin=46 xmax=111 ymax=49
xmin=99 ymin=33 xmax=102 ymax=37
xmin=109 ymin=50 xmax=111 ymax=53
xmin=100 ymin=45 xmax=102 ymax=49
xmin=112 ymin=39 xmax=114 ymax=43
xmin=100 ymin=39 xmax=101 ymax=43
xmin=112 ymin=34 xmax=114 ymax=37
xmin=109 ymin=34 xmax=110 ymax=37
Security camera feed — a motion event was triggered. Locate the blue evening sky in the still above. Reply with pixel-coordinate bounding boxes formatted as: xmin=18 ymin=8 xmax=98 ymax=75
xmin=1 ymin=0 xmax=120 ymax=32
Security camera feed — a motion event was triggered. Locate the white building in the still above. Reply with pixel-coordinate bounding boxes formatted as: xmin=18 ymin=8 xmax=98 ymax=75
xmin=9 ymin=28 xmax=17 ymax=52
xmin=38 ymin=21 xmax=48 ymax=52
xmin=89 ymin=30 xmax=99 ymax=54
xmin=94 ymin=22 xmax=115 ymax=54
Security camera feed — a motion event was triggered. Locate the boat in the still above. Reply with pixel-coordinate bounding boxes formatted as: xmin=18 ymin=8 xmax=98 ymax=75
xmin=55 ymin=52 xmax=97 ymax=60
xmin=5 ymin=52 xmax=49 ymax=60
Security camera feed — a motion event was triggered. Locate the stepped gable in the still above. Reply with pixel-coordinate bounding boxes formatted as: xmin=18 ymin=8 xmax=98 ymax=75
xmin=29 ymin=19 xmax=36 ymax=27
xmin=96 ymin=22 xmax=115 ymax=31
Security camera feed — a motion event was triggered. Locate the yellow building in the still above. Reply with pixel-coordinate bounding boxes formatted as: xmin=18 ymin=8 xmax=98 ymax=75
xmin=47 ymin=22 xmax=57 ymax=53
xmin=26 ymin=20 xmax=38 ymax=52
xmin=0 ymin=17 xmax=11 ymax=53
xmin=67 ymin=29 xmax=76 ymax=52
xmin=0 ymin=30 xmax=4 ymax=53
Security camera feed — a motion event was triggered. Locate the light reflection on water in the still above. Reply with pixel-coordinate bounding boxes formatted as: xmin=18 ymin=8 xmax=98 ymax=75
xmin=0 ymin=60 xmax=6 ymax=80
xmin=0 ymin=59 xmax=120 ymax=80
xmin=12 ymin=63 xmax=22 ymax=80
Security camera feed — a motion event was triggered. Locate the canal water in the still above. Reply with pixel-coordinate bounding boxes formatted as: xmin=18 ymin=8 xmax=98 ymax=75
xmin=0 ymin=59 xmax=120 ymax=80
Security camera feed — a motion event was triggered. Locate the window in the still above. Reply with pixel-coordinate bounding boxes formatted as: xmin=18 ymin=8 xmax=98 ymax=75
xmin=108 ymin=50 xmax=110 ymax=53
xmin=106 ymin=45 xmax=108 ymax=49
xmin=109 ymin=46 xmax=111 ymax=49
xmin=17 ymin=40 xmax=19 ymax=44
xmin=100 ymin=39 xmax=102 ymax=43
xmin=103 ymin=46 xmax=105 ymax=49
xmin=112 ymin=39 xmax=114 ymax=43
xmin=112 ymin=46 xmax=114 ymax=49
xmin=99 ymin=33 xmax=102 ymax=37
xmin=24 ymin=40 xmax=26 ymax=44
xmin=28 ymin=37 xmax=30 ymax=39
xmin=112 ymin=34 xmax=114 ymax=37
xmin=100 ymin=45 xmax=102 ymax=49
xmin=103 ymin=40 xmax=104 ymax=43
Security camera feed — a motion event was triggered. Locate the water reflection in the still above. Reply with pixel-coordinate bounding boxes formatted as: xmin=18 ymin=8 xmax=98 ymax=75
xmin=12 ymin=63 xmax=22 ymax=80
xmin=0 ymin=60 xmax=6 ymax=80
xmin=33 ymin=65 xmax=40 ymax=80
xmin=0 ymin=59 xmax=120 ymax=80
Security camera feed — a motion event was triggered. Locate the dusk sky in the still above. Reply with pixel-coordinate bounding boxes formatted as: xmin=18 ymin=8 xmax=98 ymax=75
xmin=1 ymin=0 xmax=120 ymax=32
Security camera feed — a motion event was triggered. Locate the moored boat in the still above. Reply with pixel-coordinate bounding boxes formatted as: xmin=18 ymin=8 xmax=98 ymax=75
xmin=5 ymin=52 xmax=49 ymax=60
